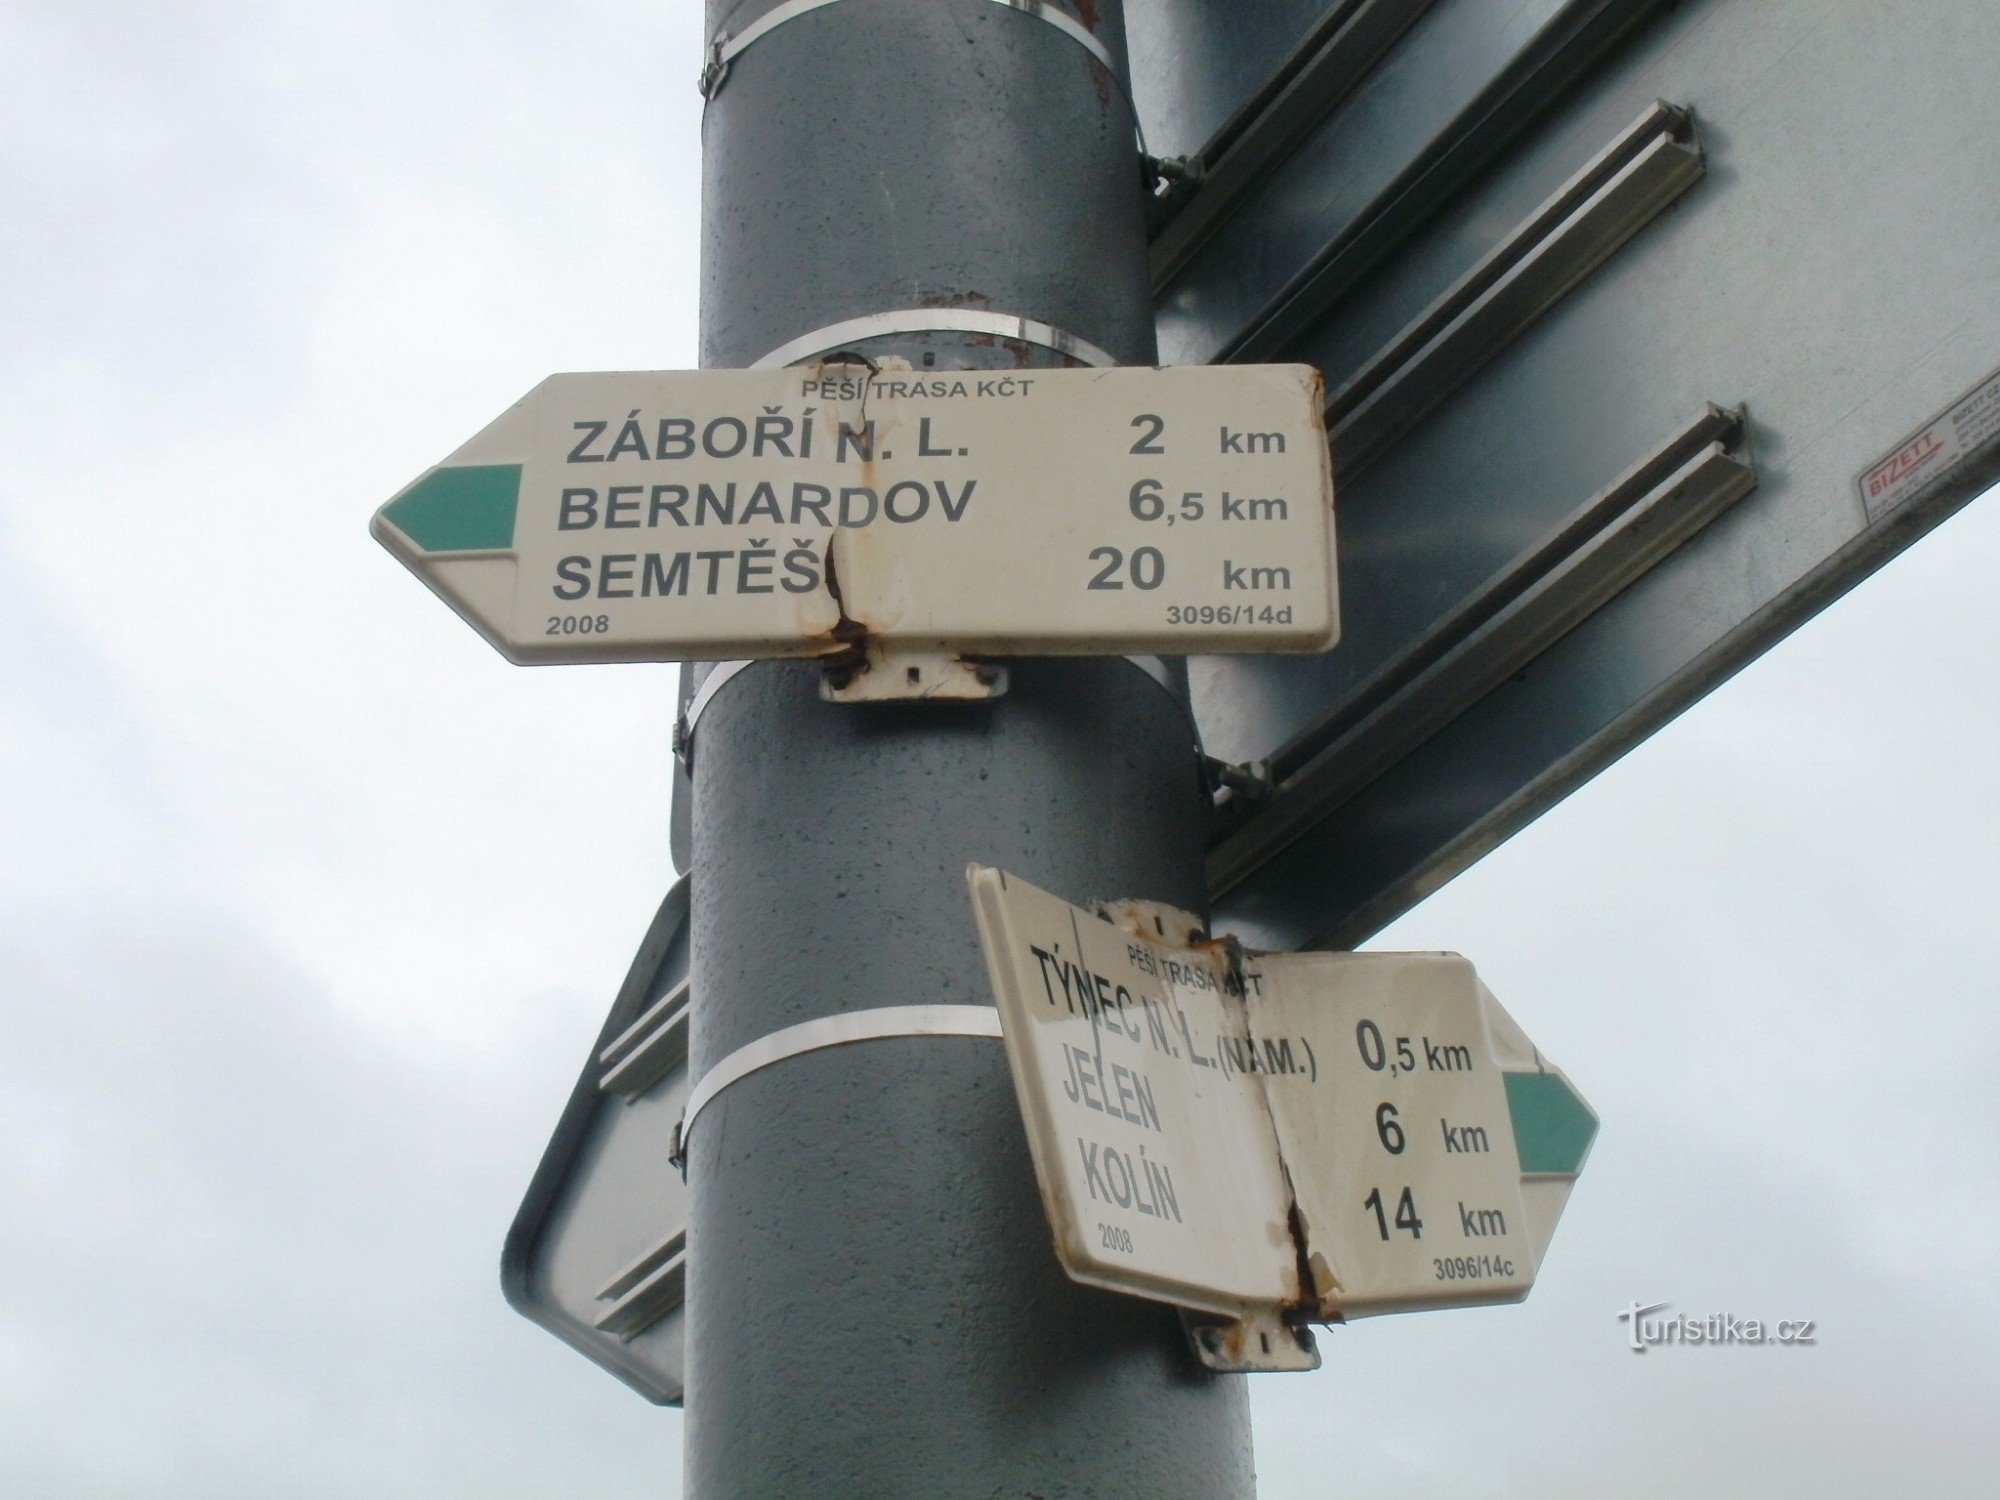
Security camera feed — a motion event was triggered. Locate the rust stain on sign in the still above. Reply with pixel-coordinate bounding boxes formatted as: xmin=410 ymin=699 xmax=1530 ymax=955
xmin=815 ymin=541 xmax=872 ymax=680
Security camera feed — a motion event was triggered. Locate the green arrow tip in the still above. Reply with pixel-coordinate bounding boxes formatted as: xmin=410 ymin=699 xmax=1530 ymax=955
xmin=379 ymin=464 xmax=521 ymax=553
xmin=1504 ymin=1070 xmax=1598 ymax=1176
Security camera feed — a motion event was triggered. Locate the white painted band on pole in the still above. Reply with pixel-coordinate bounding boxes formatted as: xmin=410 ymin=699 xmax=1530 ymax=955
xmin=677 ymin=1004 xmax=1004 ymax=1153
xmin=749 ymin=309 xmax=1118 ymax=371
xmin=705 ymin=0 xmax=1117 ymax=95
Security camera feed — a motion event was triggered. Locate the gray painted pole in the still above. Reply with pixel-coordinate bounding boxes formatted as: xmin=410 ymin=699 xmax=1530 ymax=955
xmin=685 ymin=2 xmax=1257 ymax=1495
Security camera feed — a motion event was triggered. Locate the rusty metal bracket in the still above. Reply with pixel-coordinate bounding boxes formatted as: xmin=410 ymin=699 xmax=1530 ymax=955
xmin=819 ymin=645 xmax=1008 ymax=703
xmin=749 ymin=308 xmax=1118 ymax=371
xmin=702 ymin=0 xmax=1121 ymax=101
xmin=672 ymin=1004 xmax=1005 ymax=1169
xmin=1180 ymin=1307 xmax=1322 ymax=1374
xmin=1093 ymin=895 xmax=1206 ymax=948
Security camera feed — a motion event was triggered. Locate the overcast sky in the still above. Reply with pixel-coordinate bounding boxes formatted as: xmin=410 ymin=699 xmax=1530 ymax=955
xmin=4 ymin=4 xmax=1997 ymax=1497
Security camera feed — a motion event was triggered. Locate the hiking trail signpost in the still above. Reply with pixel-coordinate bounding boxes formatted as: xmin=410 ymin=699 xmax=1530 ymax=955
xmin=365 ymin=0 xmax=2000 ymax=1491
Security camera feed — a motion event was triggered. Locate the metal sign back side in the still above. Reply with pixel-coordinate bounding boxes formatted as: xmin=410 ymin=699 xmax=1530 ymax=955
xmin=1133 ymin=0 xmax=2000 ymax=948
xmin=502 ymin=879 xmax=691 ymax=1405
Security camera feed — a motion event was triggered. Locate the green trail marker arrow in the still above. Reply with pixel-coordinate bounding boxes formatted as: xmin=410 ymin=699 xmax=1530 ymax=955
xmin=377 ymin=464 xmax=521 ymax=553
xmin=1504 ymin=1070 xmax=1599 ymax=1176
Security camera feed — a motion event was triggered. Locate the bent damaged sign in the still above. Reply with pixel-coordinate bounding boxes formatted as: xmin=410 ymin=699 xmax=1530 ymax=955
xmin=967 ymin=865 xmax=1596 ymax=1326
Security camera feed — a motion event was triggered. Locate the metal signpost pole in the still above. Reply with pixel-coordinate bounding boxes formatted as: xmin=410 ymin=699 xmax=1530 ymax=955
xmin=393 ymin=0 xmax=2000 ymax=1482
xmin=684 ymin=2 xmax=1256 ymax=1495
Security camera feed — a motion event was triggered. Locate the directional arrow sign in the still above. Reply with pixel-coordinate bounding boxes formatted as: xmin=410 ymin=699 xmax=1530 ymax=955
xmin=968 ymin=866 xmax=1594 ymax=1324
xmin=372 ymin=364 xmax=1337 ymax=662
xmin=1247 ymin=949 xmax=1595 ymax=1317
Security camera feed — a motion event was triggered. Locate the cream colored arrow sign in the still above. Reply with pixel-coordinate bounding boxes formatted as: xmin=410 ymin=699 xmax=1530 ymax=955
xmin=967 ymin=866 xmax=1595 ymax=1326
xmin=372 ymin=364 xmax=1337 ymax=663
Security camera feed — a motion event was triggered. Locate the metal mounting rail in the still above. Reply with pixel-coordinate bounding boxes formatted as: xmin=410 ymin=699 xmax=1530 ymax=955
xmin=501 ymin=878 xmax=693 ymax=1406
xmin=595 ymin=977 xmax=690 ymax=1102
xmin=1178 ymin=0 xmax=1670 ymax=364
xmin=1147 ymin=0 xmax=1438 ymax=289
xmin=592 ymin=1228 xmax=687 ymax=1339
xmin=1326 ymin=99 xmax=1702 ymax=482
xmin=1207 ymin=405 xmax=1757 ymax=897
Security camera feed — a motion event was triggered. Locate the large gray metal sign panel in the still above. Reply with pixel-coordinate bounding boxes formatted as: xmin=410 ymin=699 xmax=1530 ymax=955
xmin=1133 ymin=0 xmax=2000 ymax=948
xmin=503 ymin=880 xmax=691 ymax=1405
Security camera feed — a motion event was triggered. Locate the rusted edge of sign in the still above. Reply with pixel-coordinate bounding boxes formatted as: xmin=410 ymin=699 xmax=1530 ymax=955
xmin=1089 ymin=894 xmax=1327 ymax=1374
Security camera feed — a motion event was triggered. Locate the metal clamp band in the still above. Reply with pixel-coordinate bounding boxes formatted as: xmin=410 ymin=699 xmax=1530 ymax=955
xmin=674 ymin=660 xmax=754 ymax=764
xmin=676 ymin=1004 xmax=1004 ymax=1160
xmin=703 ymin=0 xmax=1116 ymax=98
xmin=749 ymin=308 xmax=1118 ymax=371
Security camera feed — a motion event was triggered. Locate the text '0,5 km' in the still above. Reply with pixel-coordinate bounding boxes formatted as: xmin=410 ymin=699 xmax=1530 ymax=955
xmin=370 ymin=363 xmax=1338 ymax=663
